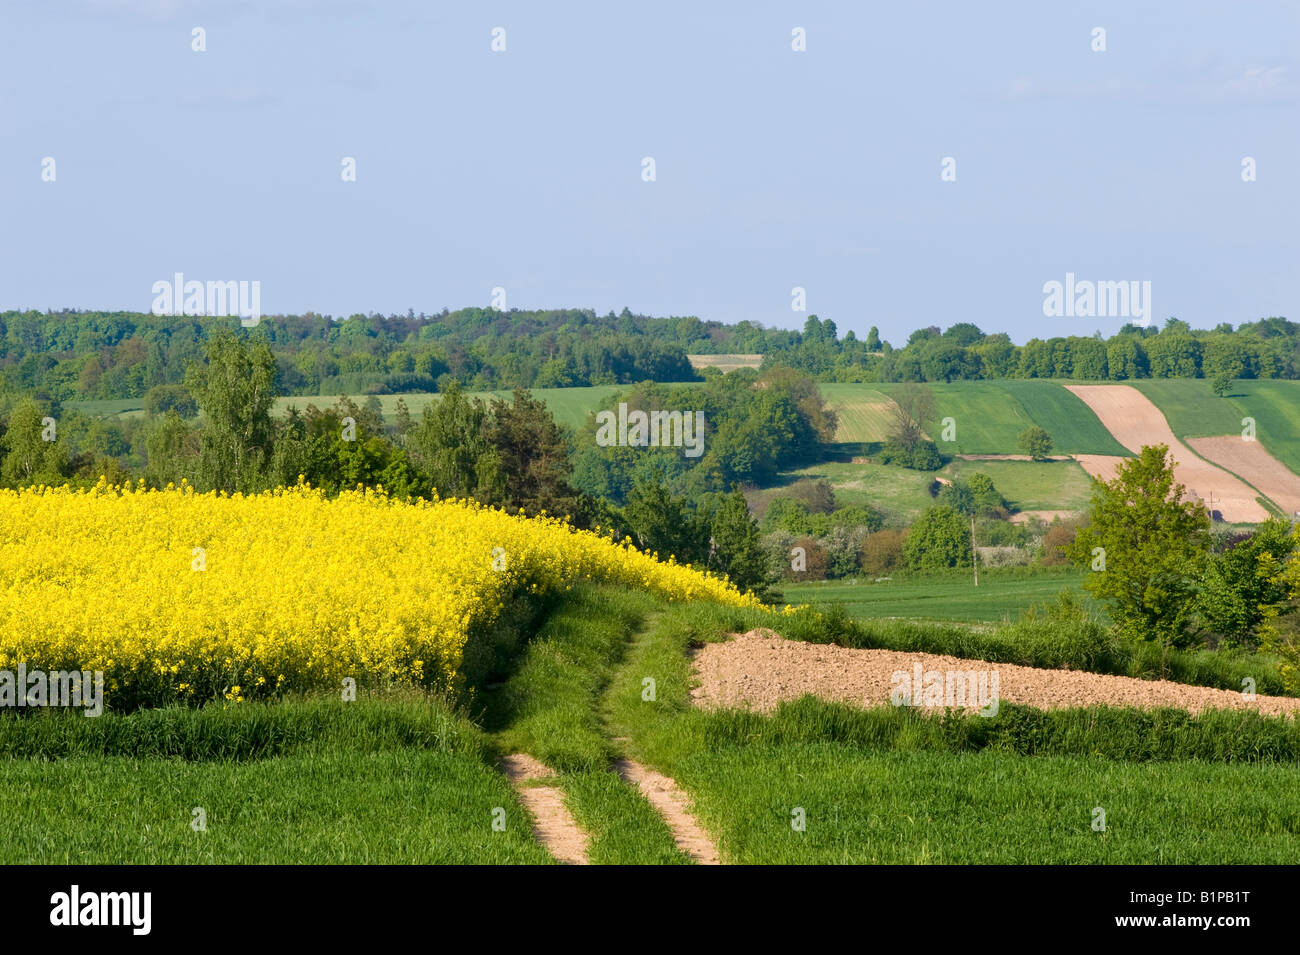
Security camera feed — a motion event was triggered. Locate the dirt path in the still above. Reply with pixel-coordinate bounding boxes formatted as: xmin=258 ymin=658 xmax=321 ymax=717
xmin=614 ymin=758 xmax=721 ymax=865
xmin=1187 ymin=436 xmax=1300 ymax=517
xmin=498 ymin=753 xmax=590 ymax=865
xmin=1064 ymin=385 xmax=1268 ymax=522
xmin=691 ymin=630 xmax=1300 ymax=717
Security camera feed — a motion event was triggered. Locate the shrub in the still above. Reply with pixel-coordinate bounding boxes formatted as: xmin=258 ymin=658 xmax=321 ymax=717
xmin=860 ymin=528 xmax=906 ymax=575
xmin=904 ymin=505 xmax=971 ymax=569
xmin=976 ymin=545 xmax=1030 ymax=568
xmin=1040 ymin=518 xmax=1077 ymax=566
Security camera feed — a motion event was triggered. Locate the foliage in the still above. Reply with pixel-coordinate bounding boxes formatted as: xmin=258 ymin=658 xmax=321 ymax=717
xmin=1195 ymin=518 xmax=1299 ymax=648
xmin=1017 ymin=425 xmax=1053 ymax=460
xmin=903 ymin=505 xmax=971 ymax=570
xmin=1067 ymin=445 xmax=1211 ymax=662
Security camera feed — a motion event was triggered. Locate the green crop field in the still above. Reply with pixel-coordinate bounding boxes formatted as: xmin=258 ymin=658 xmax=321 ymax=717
xmin=817 ymin=384 xmax=898 ymax=443
xmin=863 ymin=381 xmax=1130 ymax=456
xmin=1132 ymin=379 xmax=1300 ymax=475
xmin=783 ymin=568 xmax=1096 ymax=624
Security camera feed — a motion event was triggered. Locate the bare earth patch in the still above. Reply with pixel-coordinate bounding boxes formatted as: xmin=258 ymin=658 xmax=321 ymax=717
xmin=498 ymin=753 xmax=590 ymax=865
xmin=690 ymin=631 xmax=1300 ymax=717
xmin=1065 ymin=385 xmax=1268 ymax=522
xmin=1187 ymin=436 xmax=1300 ymax=517
xmin=615 ymin=758 xmax=720 ymax=865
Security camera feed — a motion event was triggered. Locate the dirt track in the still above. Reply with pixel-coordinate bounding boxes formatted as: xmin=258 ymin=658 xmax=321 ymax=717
xmin=690 ymin=631 xmax=1300 ymax=717
xmin=1187 ymin=436 xmax=1300 ymax=517
xmin=499 ymin=753 xmax=589 ymax=865
xmin=1064 ymin=385 xmax=1268 ymax=522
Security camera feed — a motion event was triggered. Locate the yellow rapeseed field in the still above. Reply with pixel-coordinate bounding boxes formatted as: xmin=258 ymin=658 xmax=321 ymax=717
xmin=0 ymin=481 xmax=758 ymax=708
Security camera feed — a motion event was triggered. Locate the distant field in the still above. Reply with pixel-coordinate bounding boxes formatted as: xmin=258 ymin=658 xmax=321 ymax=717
xmin=1130 ymin=379 xmax=1300 ymax=474
xmin=65 ymin=398 xmax=146 ymax=419
xmin=782 ymin=568 xmax=1096 ymax=625
xmin=687 ymin=354 xmax=762 ymax=372
xmin=946 ymin=458 xmax=1092 ymax=512
xmin=857 ymin=381 xmax=1130 ymax=456
xmin=785 ymin=456 xmax=1092 ymax=525
xmin=817 ymin=385 xmax=896 ymax=443
xmin=270 ymin=386 xmax=628 ymax=433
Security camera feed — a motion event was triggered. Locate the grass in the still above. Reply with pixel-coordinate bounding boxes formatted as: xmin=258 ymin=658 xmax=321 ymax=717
xmin=272 ymin=386 xmax=629 ymax=433
xmin=4 ymin=584 xmax=1298 ymax=864
xmin=0 ymin=694 xmax=554 ymax=864
xmin=603 ymin=601 xmax=1300 ymax=863
xmin=783 ymin=456 xmax=1093 ymax=525
xmin=782 ymin=568 xmax=1096 ymax=625
xmin=1131 ymin=378 xmax=1300 ymax=476
xmin=662 ymin=745 xmax=1300 ymax=863
xmin=480 ymin=585 xmax=689 ymax=864
xmin=816 ymin=384 xmax=897 ymax=443
xmin=877 ymin=380 xmax=1130 ymax=456
xmin=0 ymin=749 xmax=554 ymax=864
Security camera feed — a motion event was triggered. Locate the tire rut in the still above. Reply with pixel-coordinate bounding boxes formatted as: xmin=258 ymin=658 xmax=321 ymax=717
xmin=498 ymin=753 xmax=590 ymax=865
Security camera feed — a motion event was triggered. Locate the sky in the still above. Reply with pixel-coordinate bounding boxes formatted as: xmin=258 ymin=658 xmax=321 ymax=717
xmin=1 ymin=0 xmax=1296 ymax=346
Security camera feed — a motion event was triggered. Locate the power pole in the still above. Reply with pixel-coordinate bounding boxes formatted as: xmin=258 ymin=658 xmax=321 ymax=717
xmin=971 ymin=514 xmax=978 ymax=587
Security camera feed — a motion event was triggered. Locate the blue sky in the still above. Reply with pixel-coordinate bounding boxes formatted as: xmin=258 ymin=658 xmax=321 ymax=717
xmin=1 ymin=0 xmax=1296 ymax=345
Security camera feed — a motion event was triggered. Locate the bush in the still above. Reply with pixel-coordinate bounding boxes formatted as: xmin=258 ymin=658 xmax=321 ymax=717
xmin=976 ymin=545 xmax=1030 ymax=568
xmin=762 ymin=496 xmax=811 ymax=534
xmin=977 ymin=518 xmax=1032 ymax=548
xmin=830 ymin=504 xmax=885 ymax=532
xmin=860 ymin=528 xmax=906 ymax=575
xmin=784 ymin=478 xmax=837 ymax=514
xmin=823 ymin=527 xmax=867 ymax=578
xmin=142 ymin=384 xmax=197 ymax=419
xmin=904 ymin=505 xmax=971 ymax=569
xmin=880 ymin=438 xmax=942 ymax=471
xmin=1040 ymin=518 xmax=1078 ymax=566
xmin=789 ymin=535 xmax=829 ymax=579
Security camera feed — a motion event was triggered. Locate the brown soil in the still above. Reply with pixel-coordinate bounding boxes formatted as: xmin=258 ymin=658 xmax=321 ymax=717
xmin=1065 ymin=385 xmax=1268 ymax=522
xmin=690 ymin=630 xmax=1300 ymax=717
xmin=1070 ymin=453 xmax=1128 ymax=484
xmin=498 ymin=753 xmax=590 ymax=865
xmin=1187 ymin=436 xmax=1300 ymax=517
xmin=615 ymin=758 xmax=721 ymax=865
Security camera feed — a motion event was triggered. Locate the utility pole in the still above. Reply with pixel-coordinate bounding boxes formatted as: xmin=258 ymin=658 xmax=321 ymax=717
xmin=971 ymin=515 xmax=978 ymax=587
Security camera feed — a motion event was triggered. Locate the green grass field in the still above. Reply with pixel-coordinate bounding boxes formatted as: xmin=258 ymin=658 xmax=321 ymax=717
xmin=784 ymin=456 xmax=1093 ymax=524
xmin=782 ymin=568 xmax=1096 ymax=624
